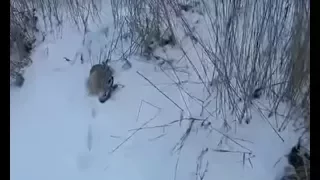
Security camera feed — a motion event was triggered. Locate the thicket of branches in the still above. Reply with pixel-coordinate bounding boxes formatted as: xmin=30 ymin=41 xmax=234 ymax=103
xmin=111 ymin=2 xmax=309 ymax=177
xmin=111 ymin=0 xmax=309 ymax=132
xmin=10 ymin=0 xmax=309 ymax=138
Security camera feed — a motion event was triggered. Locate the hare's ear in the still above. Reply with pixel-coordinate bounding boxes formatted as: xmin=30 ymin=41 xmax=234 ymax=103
xmin=107 ymin=76 xmax=114 ymax=86
xmin=101 ymin=61 xmax=106 ymax=67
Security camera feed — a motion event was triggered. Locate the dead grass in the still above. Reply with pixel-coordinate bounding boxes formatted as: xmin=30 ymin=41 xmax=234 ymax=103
xmin=289 ymin=2 xmax=310 ymax=132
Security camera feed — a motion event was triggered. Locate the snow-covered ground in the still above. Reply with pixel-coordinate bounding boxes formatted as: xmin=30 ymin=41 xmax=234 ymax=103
xmin=10 ymin=2 xmax=304 ymax=180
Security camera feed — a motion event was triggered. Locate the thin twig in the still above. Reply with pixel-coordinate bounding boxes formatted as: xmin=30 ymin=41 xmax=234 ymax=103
xmin=174 ymin=155 xmax=180 ymax=180
xmin=137 ymin=71 xmax=184 ymax=111
xmin=111 ymin=110 xmax=160 ymax=153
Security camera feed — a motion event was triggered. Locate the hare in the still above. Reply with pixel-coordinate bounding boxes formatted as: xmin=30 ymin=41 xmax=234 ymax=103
xmin=86 ymin=62 xmax=115 ymax=103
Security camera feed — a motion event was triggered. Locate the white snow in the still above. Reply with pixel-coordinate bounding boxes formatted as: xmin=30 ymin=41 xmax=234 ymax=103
xmin=10 ymin=2 xmax=304 ymax=180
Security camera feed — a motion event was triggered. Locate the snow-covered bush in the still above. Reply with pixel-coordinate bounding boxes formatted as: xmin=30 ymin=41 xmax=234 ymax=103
xmin=10 ymin=1 xmax=38 ymax=84
xmin=279 ymin=142 xmax=310 ymax=180
xmin=111 ymin=0 xmax=177 ymax=59
xmin=10 ymin=0 xmax=102 ymax=84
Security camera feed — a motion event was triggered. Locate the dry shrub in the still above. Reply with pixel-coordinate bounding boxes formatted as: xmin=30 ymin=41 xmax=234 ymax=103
xmin=288 ymin=0 xmax=310 ymax=133
xmin=10 ymin=0 xmax=102 ymax=84
xmin=10 ymin=1 xmax=37 ymax=84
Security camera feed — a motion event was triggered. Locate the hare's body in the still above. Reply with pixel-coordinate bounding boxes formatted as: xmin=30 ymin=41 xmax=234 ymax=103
xmin=87 ymin=63 xmax=114 ymax=103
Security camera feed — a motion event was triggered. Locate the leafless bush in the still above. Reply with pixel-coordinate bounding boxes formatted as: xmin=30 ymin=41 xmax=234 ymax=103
xmin=112 ymin=0 xmax=309 ymax=133
xmin=111 ymin=0 xmax=178 ymax=58
xmin=10 ymin=1 xmax=37 ymax=84
xmin=10 ymin=0 xmax=102 ymax=83
xmin=185 ymin=0 xmax=309 ymax=128
xmin=286 ymin=0 xmax=310 ymax=132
